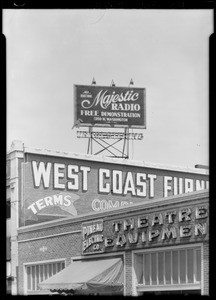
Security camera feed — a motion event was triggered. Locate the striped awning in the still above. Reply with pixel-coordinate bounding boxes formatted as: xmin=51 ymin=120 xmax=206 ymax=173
xmin=38 ymin=257 xmax=123 ymax=294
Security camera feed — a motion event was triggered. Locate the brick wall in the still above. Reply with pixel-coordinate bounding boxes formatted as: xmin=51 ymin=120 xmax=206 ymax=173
xmin=18 ymin=222 xmax=80 ymax=241
xmin=17 ymin=193 xmax=209 ymax=295
xmin=124 ymin=250 xmax=133 ymax=296
xmin=18 ymin=230 xmax=81 ymax=294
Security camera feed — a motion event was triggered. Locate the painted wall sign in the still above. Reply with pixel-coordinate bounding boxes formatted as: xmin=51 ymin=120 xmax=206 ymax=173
xmin=21 ymin=153 xmax=209 ymax=226
xmin=82 ymin=219 xmax=104 ymax=254
xmin=74 ymin=85 xmax=146 ymax=128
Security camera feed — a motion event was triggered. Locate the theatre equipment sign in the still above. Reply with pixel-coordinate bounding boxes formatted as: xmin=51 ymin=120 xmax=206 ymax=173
xmin=82 ymin=205 xmax=208 ymax=254
xmin=21 ymin=153 xmax=209 ymax=226
xmin=74 ymin=85 xmax=146 ymax=128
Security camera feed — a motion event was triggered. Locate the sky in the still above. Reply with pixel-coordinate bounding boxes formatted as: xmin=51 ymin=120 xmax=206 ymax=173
xmin=3 ymin=9 xmax=213 ymax=168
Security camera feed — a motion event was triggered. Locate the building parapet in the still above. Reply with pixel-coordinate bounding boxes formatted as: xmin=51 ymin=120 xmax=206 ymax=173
xmin=23 ymin=146 xmax=209 ymax=175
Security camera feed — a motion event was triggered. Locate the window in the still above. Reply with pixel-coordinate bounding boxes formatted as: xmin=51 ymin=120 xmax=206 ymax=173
xmin=6 ymin=237 xmax=11 ymax=260
xmin=6 ymin=261 xmax=11 ymax=277
xmin=6 ymin=200 xmax=11 ymax=219
xmin=135 ymin=246 xmax=201 ymax=287
xmin=26 ymin=261 xmax=65 ymax=292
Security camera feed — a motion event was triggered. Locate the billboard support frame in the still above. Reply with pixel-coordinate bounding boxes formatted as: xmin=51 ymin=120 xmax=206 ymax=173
xmin=86 ymin=127 xmax=130 ymax=159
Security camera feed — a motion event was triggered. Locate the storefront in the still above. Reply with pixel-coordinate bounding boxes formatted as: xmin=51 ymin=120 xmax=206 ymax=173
xmin=13 ymin=146 xmax=209 ymax=295
xmin=17 ymin=189 xmax=208 ymax=295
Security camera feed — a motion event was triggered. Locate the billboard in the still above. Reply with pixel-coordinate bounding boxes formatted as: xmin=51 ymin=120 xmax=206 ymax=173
xmin=74 ymin=85 xmax=146 ymax=128
xmin=20 ymin=151 xmax=209 ymax=226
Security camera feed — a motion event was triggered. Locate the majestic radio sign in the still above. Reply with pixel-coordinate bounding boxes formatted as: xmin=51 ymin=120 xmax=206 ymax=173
xmin=21 ymin=153 xmax=209 ymax=226
xmin=74 ymin=85 xmax=146 ymax=128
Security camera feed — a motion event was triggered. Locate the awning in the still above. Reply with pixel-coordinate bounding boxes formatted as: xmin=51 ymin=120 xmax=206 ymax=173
xmin=38 ymin=258 xmax=123 ymax=294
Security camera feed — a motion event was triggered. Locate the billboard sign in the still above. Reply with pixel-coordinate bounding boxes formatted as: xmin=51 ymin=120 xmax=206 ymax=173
xmin=21 ymin=152 xmax=209 ymax=226
xmin=74 ymin=85 xmax=146 ymax=128
xmin=76 ymin=131 xmax=143 ymax=140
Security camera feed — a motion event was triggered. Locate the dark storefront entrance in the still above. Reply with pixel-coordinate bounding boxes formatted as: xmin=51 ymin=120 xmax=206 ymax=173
xmin=141 ymin=290 xmax=201 ymax=295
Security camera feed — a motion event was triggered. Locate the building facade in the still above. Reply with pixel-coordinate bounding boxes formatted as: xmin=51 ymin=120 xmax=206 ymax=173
xmin=6 ymin=141 xmax=209 ymax=295
xmin=6 ymin=141 xmax=24 ymax=294
xmin=17 ymin=190 xmax=209 ymax=295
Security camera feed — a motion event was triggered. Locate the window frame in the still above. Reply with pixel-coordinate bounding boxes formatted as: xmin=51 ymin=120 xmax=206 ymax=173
xmin=132 ymin=243 xmax=203 ymax=295
xmin=6 ymin=200 xmax=11 ymax=219
xmin=23 ymin=258 xmax=66 ymax=295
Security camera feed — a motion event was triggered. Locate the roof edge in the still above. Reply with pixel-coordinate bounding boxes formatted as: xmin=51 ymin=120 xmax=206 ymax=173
xmin=23 ymin=146 xmax=209 ymax=175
